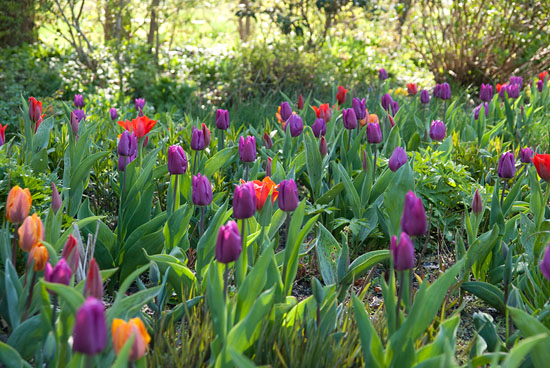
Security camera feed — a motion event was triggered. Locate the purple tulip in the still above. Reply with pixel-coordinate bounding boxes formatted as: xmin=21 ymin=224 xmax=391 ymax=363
xmin=263 ymin=133 xmax=273 ymax=149
xmin=45 ymin=258 xmax=72 ymax=287
xmin=429 ymin=120 xmax=446 ymax=141
xmin=215 ymin=221 xmax=242 ymax=264
xmin=472 ymin=189 xmax=483 ymax=214
xmin=474 ymin=103 xmax=489 ymax=120
xmin=51 ymin=183 xmax=62 ymax=214
xmin=233 ymin=182 xmax=257 ymax=219
xmin=278 ymin=179 xmax=299 ymax=212
xmin=215 ymin=109 xmax=230 ymax=130
xmin=118 ymin=154 xmax=136 ymax=171
xmin=168 ymin=145 xmax=188 ymax=175
xmin=286 ymin=114 xmax=304 ymax=137
xmin=266 ymin=157 xmax=272 ymax=177
xmin=388 ymin=147 xmax=407 ymax=172
xmin=509 ymin=76 xmax=523 ymax=89
xmin=540 ymin=244 xmax=550 ymax=281
xmin=74 ymin=94 xmax=84 ymax=108
xmin=280 ymin=102 xmax=292 ymax=122
xmin=378 ymin=68 xmax=388 ymax=81
xmin=390 ymin=100 xmax=399 ymax=116
xmin=507 ymin=83 xmax=520 ymax=98
xmin=312 ymin=118 xmax=326 ymax=138
xmin=192 ymin=174 xmax=213 ymax=206
xmin=118 ymin=131 xmax=138 ymax=157
xmin=381 ymin=93 xmax=393 ymax=111
xmin=191 ymin=126 xmax=206 ymax=151
xmin=520 ymin=147 xmax=533 ymax=164
xmin=401 ymin=191 xmax=427 ymax=237
xmin=71 ymin=109 xmax=85 ymax=136
xmin=72 ymin=297 xmax=107 ymax=355
xmin=433 ymin=84 xmax=441 ymax=98
xmin=498 ymin=152 xmax=516 ymax=179
xmin=438 ymin=83 xmax=451 ymax=100
xmin=390 ymin=233 xmax=415 ymax=270
xmin=342 ymin=108 xmax=357 ymax=130
xmin=352 ymin=98 xmax=366 ymax=121
xmin=420 ymin=89 xmax=430 ymax=104
xmin=480 ymin=84 xmax=493 ymax=102
xmin=319 ymin=137 xmax=328 ymax=157
xmin=135 ymin=98 xmax=146 ymax=113
xmin=239 ymin=136 xmax=256 ymax=162
xmin=537 ymin=79 xmax=544 ymax=93
xmin=366 ymin=123 xmax=382 ymax=144
xmin=109 ymin=107 xmax=118 ymax=121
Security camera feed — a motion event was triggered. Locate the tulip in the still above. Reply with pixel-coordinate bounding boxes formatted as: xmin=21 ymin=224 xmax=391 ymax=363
xmin=233 ymin=182 xmax=257 ymax=219
xmin=118 ymin=154 xmax=136 ymax=172
xmin=84 ymin=259 xmax=103 ymax=299
xmin=61 ymin=234 xmax=79 ymax=274
xmin=263 ymin=132 xmax=273 ymax=149
xmin=498 ymin=84 xmax=508 ymax=99
xmin=541 ymin=245 xmax=550 ymax=281
xmin=266 ymin=157 xmax=272 ymax=177
xmin=312 ymin=104 xmax=333 ymax=122
xmin=191 ymin=126 xmax=206 ymax=151
xmin=215 ymin=221 xmax=242 ymax=264
xmin=378 ymin=68 xmax=388 ymax=81
xmin=280 ymin=102 xmax=292 ymax=122
xmin=74 ymin=94 xmax=84 ymax=108
xmin=297 ymin=94 xmax=304 ymax=110
xmin=72 ymin=297 xmax=107 ymax=355
xmin=45 ymin=258 xmax=72 ymax=286
xmin=388 ymin=147 xmax=407 ymax=172
xmin=6 ymin=186 xmax=32 ymax=224
xmin=406 ymin=83 xmax=418 ymax=96
xmin=533 ymin=154 xmax=550 ymax=181
xmin=286 ymin=114 xmax=304 ymax=137
xmin=278 ymin=179 xmax=298 ymax=212
xmin=18 ymin=214 xmax=44 ymax=252
xmin=390 ymin=100 xmax=399 ymax=116
xmin=70 ymin=111 xmax=80 ymax=136
xmin=311 ymin=118 xmax=326 ymax=138
xmin=401 ymin=191 xmax=427 ymax=237
xmin=202 ymin=123 xmax=211 ymax=147
xmin=247 ymin=177 xmax=279 ymax=211
xmin=118 ymin=131 xmax=138 ymax=157
xmin=381 ymin=93 xmax=393 ymax=111
xmin=509 ymin=76 xmax=523 ymax=89
xmin=342 ymin=108 xmax=357 ymax=130
xmin=433 ymin=84 xmax=441 ymax=98
xmin=239 ymin=136 xmax=256 ymax=162
xmin=28 ymin=97 xmax=42 ymax=123
xmin=498 ymin=152 xmax=516 ymax=179
xmin=215 ymin=109 xmax=229 ymax=130
xmin=429 ymin=120 xmax=446 ymax=141
xmin=336 ymin=86 xmax=347 ymax=105
xmin=420 ymin=89 xmax=430 ymax=104
xmin=474 ymin=103 xmax=489 ymax=120
xmin=539 ymin=71 xmax=548 ymax=81
xmin=438 ymin=83 xmax=451 ymax=100
xmin=366 ymin=123 xmax=382 ymax=144
xmin=192 ymin=174 xmax=213 ymax=206
xmin=362 ymin=149 xmax=367 ymax=172
xmin=352 ymin=97 xmax=366 ymax=121
xmin=51 ymin=183 xmax=62 ymax=214
xmin=135 ymin=98 xmax=146 ymax=114
xmin=319 ymin=136 xmax=328 ymax=157
xmin=538 ymin=80 xmax=544 ymax=93
xmin=507 ymin=83 xmax=520 ymax=98
xmin=112 ymin=318 xmax=151 ymax=361
xmin=390 ymin=233 xmax=415 ymax=270
xmin=110 ymin=107 xmax=118 ymax=121
xmin=472 ymin=189 xmax=483 ymax=214
xmin=167 ymin=145 xmax=188 ymax=175
xmin=520 ymin=147 xmax=534 ymax=164
xmin=132 ymin=116 xmax=156 ymax=139
xmin=0 ymin=123 xmax=6 ymax=146
xmin=480 ymin=84 xmax=493 ymax=102
xmin=28 ymin=243 xmax=49 ymax=271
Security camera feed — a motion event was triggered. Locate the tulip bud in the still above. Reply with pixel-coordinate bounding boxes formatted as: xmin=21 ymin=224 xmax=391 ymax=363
xmin=538 ymin=79 xmax=544 ymax=93
xmin=118 ymin=131 xmax=138 ymax=157
xmin=84 ymin=259 xmax=103 ymax=299
xmin=6 ymin=186 xmax=32 ymax=224
xmin=191 ymin=126 xmax=206 ymax=151
xmin=286 ymin=114 xmax=304 ymax=137
xmin=192 ymin=174 xmax=213 ymax=206
xmin=0 ymin=123 xmax=6 ymax=147
xmin=45 ymin=258 xmax=72 ymax=287
xmin=135 ymin=98 xmax=146 ymax=114
xmin=112 ymin=318 xmax=151 ymax=361
xmin=315 ymin=104 xmax=333 ymax=122
xmin=342 ymin=108 xmax=357 ymax=130
xmin=420 ymin=89 xmax=430 ymax=104
xmin=215 ymin=109 xmax=229 ymax=130
xmin=378 ymin=68 xmax=388 ymax=81
xmin=474 ymin=103 xmax=489 ymax=120
xmin=352 ymin=97 xmax=366 ymax=121
xmin=297 ymin=94 xmax=304 ymax=110
xmin=319 ymin=136 xmax=328 ymax=157
xmin=61 ymin=234 xmax=80 ymax=274
xmin=311 ymin=118 xmax=326 ymax=138
xmin=480 ymin=84 xmax=493 ymax=102
xmin=266 ymin=157 xmax=272 ymax=177
xmin=51 ymin=183 xmax=62 ymax=214
xmin=18 ymin=214 xmax=44 ymax=252
xmin=366 ymin=123 xmax=382 ymax=144
xmin=533 ymin=154 xmax=550 ymax=181
xmin=71 ymin=110 xmax=85 ymax=136
xmin=509 ymin=76 xmax=523 ymax=89
xmin=429 ymin=120 xmax=446 ymax=141
xmin=540 ymin=244 xmax=550 ymax=281
xmin=406 ymin=83 xmax=418 ymax=96
xmin=278 ymin=179 xmax=299 ymax=212
xmin=336 ymin=86 xmax=347 ymax=105
xmin=167 ymin=145 xmax=188 ymax=175
xmin=362 ymin=149 xmax=367 ymax=172
xmin=109 ymin=107 xmax=118 ymax=121
xmin=233 ymin=182 xmax=257 ymax=219
xmin=508 ymin=84 xmax=520 ymax=98
xmin=215 ymin=221 xmax=242 ymax=264
xmin=498 ymin=152 xmax=516 ymax=179
xmin=28 ymin=243 xmax=49 ymax=271
xmin=438 ymin=82 xmax=451 ymax=100
xmin=239 ymin=136 xmax=256 ymax=162
xmin=72 ymin=297 xmax=107 ymax=355
xmin=263 ymin=132 xmax=273 ymax=149
xmin=390 ymin=100 xmax=399 ymax=116
xmin=381 ymin=94 xmax=393 ymax=111
xmin=472 ymin=189 xmax=483 ymax=214
xmin=520 ymin=147 xmax=533 ymax=164
xmin=28 ymin=97 xmax=42 ymax=123
xmin=401 ymin=191 xmax=427 ymax=237
xmin=390 ymin=233 xmax=415 ymax=270
xmin=388 ymin=147 xmax=407 ymax=172
xmin=280 ymin=102 xmax=292 ymax=122
xmin=74 ymin=94 xmax=84 ymax=108
xmin=202 ymin=123 xmax=211 ymax=147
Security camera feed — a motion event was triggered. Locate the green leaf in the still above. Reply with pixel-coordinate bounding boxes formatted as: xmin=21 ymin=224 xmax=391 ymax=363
xmin=229 ymin=348 xmax=257 ymax=368
xmin=4 ymin=260 xmax=21 ymax=329
xmin=464 ymin=225 xmax=500 ymax=274
xmin=316 ymin=182 xmax=344 ymax=205
xmin=204 ymin=146 xmax=238 ymax=177
xmin=315 ymin=224 xmax=341 ymax=285
xmin=509 ymin=307 xmax=550 ymax=368
xmin=42 ymin=281 xmax=86 ymax=313
xmin=107 ymin=286 xmax=162 ymax=322
xmin=6 ymin=315 xmax=46 ymax=360
xmin=369 ymin=168 xmax=394 ymax=203
xmin=163 ymin=205 xmax=193 ymax=251
xmin=335 ymin=163 xmax=362 ymax=218
xmin=352 ymin=295 xmax=385 ymax=368
xmin=0 ymin=341 xmax=32 ymax=368
xmin=196 ymin=201 xmax=231 ymax=280
xmin=111 ymin=335 xmax=135 ymax=368
xmin=304 ymin=127 xmax=323 ymax=200
xmin=501 ymin=334 xmax=548 ymax=368
xmin=383 ymin=162 xmax=414 ymax=236
xmin=340 ymin=250 xmax=390 ymax=286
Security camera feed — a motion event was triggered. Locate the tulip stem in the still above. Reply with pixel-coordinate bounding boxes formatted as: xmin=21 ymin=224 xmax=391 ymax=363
xmin=395 ymin=270 xmax=404 ymax=331
xmin=237 ymin=219 xmax=247 ymax=286
xmin=199 ymin=206 xmax=205 ymax=237
xmin=193 ymin=151 xmax=198 ymax=175
xmin=11 ymin=224 xmax=19 ymax=266
xmin=51 ymin=295 xmax=58 ymax=332
xmin=223 ymin=263 xmax=229 ymax=302
xmin=219 ymin=130 xmax=225 ymax=151
xmin=172 ymin=174 xmax=179 ymax=215
xmin=244 ymin=164 xmax=249 ymax=182
xmin=372 ymin=144 xmax=378 ymax=180
xmin=347 ymin=130 xmax=351 ymax=152
xmin=22 ymin=271 xmax=37 ymax=321
xmin=500 ymin=181 xmax=507 ymax=207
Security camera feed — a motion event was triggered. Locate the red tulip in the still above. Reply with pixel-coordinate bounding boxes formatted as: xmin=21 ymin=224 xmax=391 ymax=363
xmin=28 ymin=97 xmax=42 ymax=123
xmin=406 ymin=83 xmax=418 ymax=96
xmin=118 ymin=116 xmax=157 ymax=139
xmin=336 ymin=86 xmax=348 ymax=105
xmin=533 ymin=154 xmax=550 ymax=181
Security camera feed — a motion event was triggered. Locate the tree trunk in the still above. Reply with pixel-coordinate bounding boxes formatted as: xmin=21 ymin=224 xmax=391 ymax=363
xmin=0 ymin=0 xmax=36 ymax=47
xmin=104 ymin=0 xmax=116 ymax=42
xmin=147 ymin=0 xmax=160 ymax=45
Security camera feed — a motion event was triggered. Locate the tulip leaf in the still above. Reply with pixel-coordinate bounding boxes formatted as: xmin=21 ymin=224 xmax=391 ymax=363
xmin=461 ymin=281 xmax=505 ymax=313
xmin=207 ymin=261 xmax=226 ymax=342
xmin=335 ymin=163 xmax=362 ymax=218
xmin=315 ymin=224 xmax=341 ymax=285
xmin=316 ymin=182 xmax=344 ymax=205
xmin=6 ymin=315 xmax=46 ymax=361
xmin=111 ymin=335 xmax=135 ymax=368
xmin=32 ymin=116 xmax=54 ymax=151
xmin=107 ymin=286 xmax=162 ymax=322
xmin=369 ymin=168 xmax=394 ymax=204
xmin=501 ymin=334 xmax=548 ymax=368
xmin=229 ymin=348 xmax=257 ymax=368
xmin=204 ymin=145 xmax=238 ymax=178
xmin=304 ymin=127 xmax=322 ymax=201
xmin=120 ymin=225 xmax=165 ymax=282
xmin=30 ymin=148 xmax=49 ymax=173
xmin=340 ymin=249 xmax=389 ymax=286
xmin=509 ymin=307 xmax=550 ymax=368
xmin=69 ymin=151 xmax=109 ymax=194
xmin=196 ymin=201 xmax=231 ymax=280
xmin=163 ymin=204 xmax=193 ymax=252
xmin=383 ymin=162 xmax=414 ymax=236
xmin=145 ymin=252 xmax=197 ymax=299
xmin=4 ymin=260 xmax=21 ymax=329
xmin=267 ymin=209 xmax=286 ymax=239
xmin=0 ymin=341 xmax=32 ymax=368
xmin=42 ymin=281 xmax=86 ymax=313
xmin=352 ymin=295 xmax=385 ymax=368
xmin=465 ymin=224 xmax=499 ymax=275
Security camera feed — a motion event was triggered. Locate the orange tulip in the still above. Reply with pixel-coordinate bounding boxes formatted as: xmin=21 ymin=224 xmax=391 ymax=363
xmin=6 ymin=186 xmax=32 ymax=224
xmin=112 ymin=318 xmax=151 ymax=361
xmin=241 ymin=177 xmax=279 ymax=211
xmin=18 ymin=214 xmax=44 ymax=252
xmin=28 ymin=243 xmax=49 ymax=271
xmin=118 ymin=116 xmax=157 ymax=139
